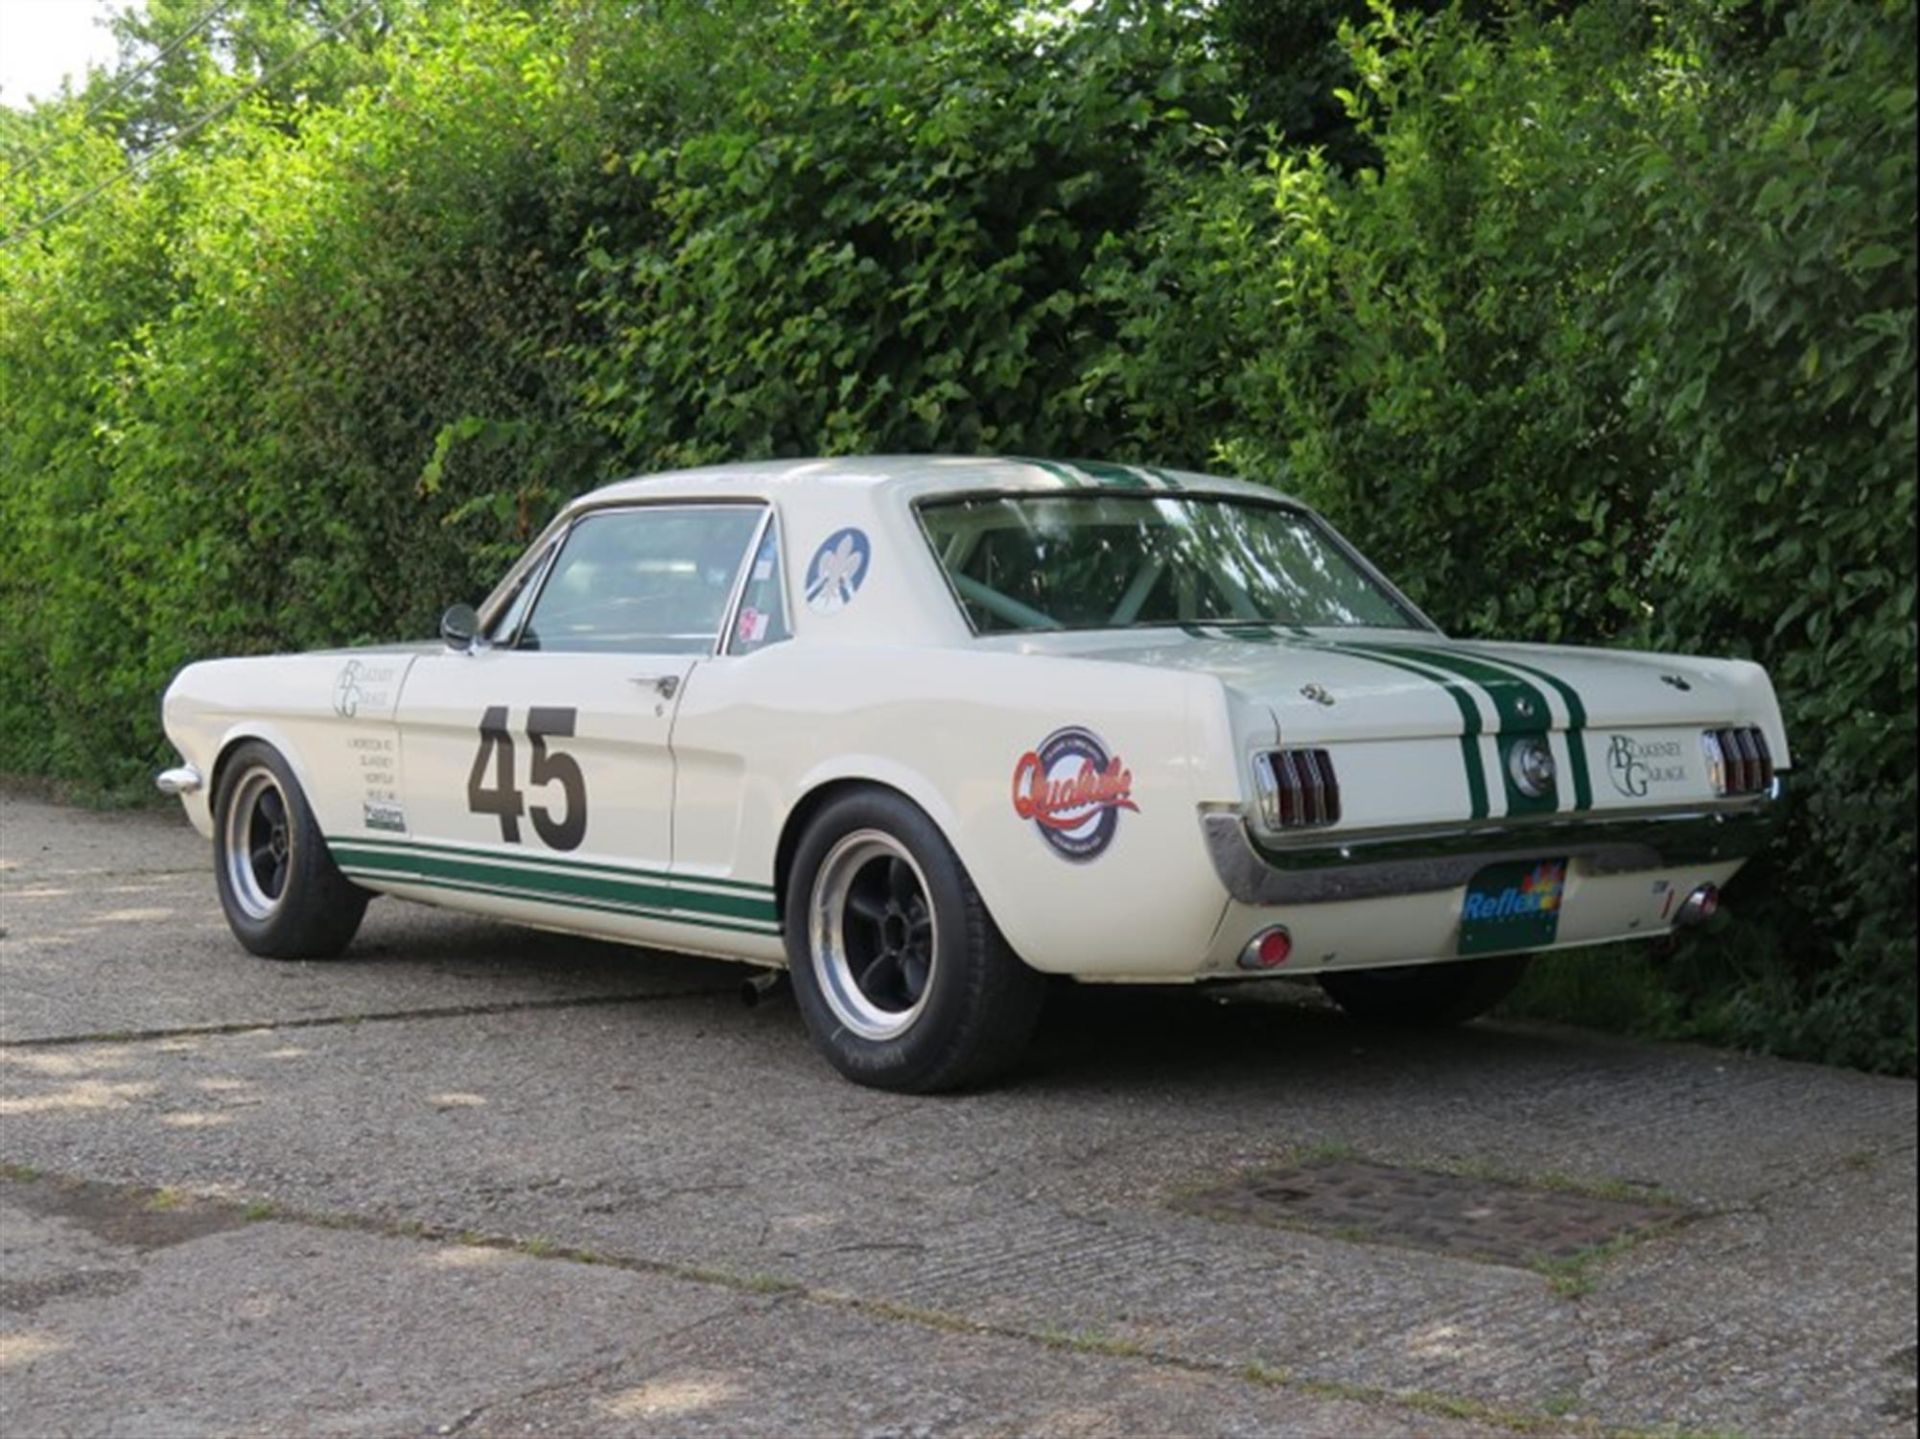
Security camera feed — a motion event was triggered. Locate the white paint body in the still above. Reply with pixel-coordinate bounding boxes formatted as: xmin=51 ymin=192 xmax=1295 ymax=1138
xmin=160 ymin=457 xmax=1790 ymax=982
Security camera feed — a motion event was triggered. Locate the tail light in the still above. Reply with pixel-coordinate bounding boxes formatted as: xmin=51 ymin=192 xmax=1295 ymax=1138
xmin=1253 ymin=748 xmax=1341 ymax=829
xmin=1701 ymin=727 xmax=1774 ymax=796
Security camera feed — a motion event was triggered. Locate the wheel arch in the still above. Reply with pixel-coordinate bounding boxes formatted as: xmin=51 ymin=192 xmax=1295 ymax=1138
xmin=209 ymin=721 xmax=323 ymax=811
xmin=772 ymin=766 xmax=964 ymax=927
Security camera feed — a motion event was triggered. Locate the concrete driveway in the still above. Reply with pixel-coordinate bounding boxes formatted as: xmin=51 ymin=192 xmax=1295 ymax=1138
xmin=2 ymin=788 xmax=1914 ymax=1437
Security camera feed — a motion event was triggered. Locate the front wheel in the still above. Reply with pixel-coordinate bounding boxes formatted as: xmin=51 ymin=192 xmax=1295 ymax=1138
xmin=785 ymin=790 xmax=1045 ymax=1092
xmin=213 ymin=741 xmax=368 ymax=959
xmin=1318 ymin=954 xmax=1530 ymax=1027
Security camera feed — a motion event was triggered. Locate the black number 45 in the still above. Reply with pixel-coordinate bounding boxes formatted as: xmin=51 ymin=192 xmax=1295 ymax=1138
xmin=466 ymin=705 xmax=588 ymax=850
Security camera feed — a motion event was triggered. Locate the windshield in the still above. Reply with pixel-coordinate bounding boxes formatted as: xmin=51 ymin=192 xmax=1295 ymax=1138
xmin=917 ymin=493 xmax=1422 ymax=634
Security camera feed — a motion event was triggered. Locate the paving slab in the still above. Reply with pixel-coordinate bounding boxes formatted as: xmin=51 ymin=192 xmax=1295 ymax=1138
xmin=2 ymin=790 xmax=1915 ymax=1437
xmin=0 ymin=1180 xmax=1501 ymax=1439
xmin=1 ymin=791 xmax=735 ymax=1043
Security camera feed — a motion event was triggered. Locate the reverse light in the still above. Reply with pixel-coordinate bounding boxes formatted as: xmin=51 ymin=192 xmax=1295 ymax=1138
xmin=1238 ymin=925 xmax=1294 ymax=970
xmin=1508 ymin=736 xmax=1557 ymax=798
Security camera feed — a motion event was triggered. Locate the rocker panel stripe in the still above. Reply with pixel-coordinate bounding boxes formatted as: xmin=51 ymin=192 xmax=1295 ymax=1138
xmin=329 ymin=840 xmax=778 ymax=926
xmin=345 ymin=868 xmax=782 ymax=939
xmin=326 ymin=833 xmax=773 ymax=895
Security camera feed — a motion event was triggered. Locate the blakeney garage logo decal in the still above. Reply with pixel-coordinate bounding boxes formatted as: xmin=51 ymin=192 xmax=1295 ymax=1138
xmin=1011 ymin=726 xmax=1138 ymax=861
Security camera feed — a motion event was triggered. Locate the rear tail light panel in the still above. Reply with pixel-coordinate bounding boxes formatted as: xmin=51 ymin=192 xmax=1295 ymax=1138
xmin=1254 ymin=748 xmax=1341 ymax=830
xmin=1701 ymin=726 xmax=1775 ymax=796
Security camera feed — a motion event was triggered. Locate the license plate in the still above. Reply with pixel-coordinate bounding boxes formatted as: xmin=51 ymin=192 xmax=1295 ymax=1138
xmin=1458 ymin=859 xmax=1567 ymax=956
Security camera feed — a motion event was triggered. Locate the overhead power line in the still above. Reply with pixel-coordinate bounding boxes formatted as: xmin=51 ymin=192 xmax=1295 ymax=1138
xmin=1 ymin=0 xmax=232 ymax=186
xmin=1 ymin=0 xmax=380 ymax=251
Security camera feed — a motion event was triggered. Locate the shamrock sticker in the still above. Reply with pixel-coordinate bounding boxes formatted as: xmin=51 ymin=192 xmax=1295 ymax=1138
xmin=805 ymin=527 xmax=872 ymax=614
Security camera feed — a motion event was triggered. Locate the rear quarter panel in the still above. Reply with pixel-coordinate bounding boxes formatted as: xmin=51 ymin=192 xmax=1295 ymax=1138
xmin=672 ymin=644 xmax=1242 ymax=975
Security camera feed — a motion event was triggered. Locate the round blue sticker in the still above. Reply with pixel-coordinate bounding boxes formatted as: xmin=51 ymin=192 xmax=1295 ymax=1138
xmin=804 ymin=527 xmax=871 ymax=614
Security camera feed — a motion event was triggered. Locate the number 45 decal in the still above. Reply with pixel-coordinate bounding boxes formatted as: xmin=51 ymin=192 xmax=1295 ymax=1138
xmin=466 ymin=706 xmax=588 ymax=850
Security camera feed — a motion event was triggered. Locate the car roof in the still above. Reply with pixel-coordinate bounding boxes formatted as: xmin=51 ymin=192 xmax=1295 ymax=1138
xmin=570 ymin=455 xmax=1293 ymax=512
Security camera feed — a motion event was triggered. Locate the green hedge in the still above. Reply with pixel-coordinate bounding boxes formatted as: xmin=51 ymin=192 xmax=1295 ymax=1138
xmin=1 ymin=0 xmax=1911 ymax=1071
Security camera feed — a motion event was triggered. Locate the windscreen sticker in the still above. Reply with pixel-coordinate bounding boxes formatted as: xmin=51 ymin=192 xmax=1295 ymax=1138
xmin=804 ymin=528 xmax=871 ymax=613
xmin=1011 ymin=726 xmax=1138 ymax=862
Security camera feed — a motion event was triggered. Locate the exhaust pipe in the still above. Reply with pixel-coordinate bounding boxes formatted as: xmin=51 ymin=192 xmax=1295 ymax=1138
xmin=1673 ymin=884 xmax=1721 ymax=927
xmin=740 ymin=970 xmax=790 ymax=1008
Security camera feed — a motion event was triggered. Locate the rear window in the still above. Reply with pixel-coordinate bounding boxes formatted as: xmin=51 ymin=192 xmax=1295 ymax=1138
xmin=916 ymin=493 xmax=1418 ymax=633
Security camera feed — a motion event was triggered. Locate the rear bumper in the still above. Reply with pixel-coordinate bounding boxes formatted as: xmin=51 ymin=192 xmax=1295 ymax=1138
xmin=1201 ymin=778 xmax=1786 ymax=907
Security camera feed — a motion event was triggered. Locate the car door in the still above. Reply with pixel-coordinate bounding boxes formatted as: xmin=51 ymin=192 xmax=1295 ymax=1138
xmin=383 ymin=501 xmax=770 ymax=941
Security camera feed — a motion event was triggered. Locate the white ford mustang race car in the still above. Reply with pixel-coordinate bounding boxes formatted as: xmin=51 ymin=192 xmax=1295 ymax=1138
xmin=159 ymin=456 xmax=1788 ymax=1089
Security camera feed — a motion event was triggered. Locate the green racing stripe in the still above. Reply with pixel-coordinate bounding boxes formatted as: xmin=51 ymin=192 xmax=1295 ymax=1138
xmin=327 ymin=835 xmax=779 ymax=933
xmin=1064 ymin=459 xmax=1153 ymax=489
xmin=1306 ymin=640 xmax=1494 ymax=821
xmin=1015 ymin=456 xmax=1087 ymax=488
xmin=1189 ymin=623 xmax=1493 ymax=820
xmin=1342 ymin=642 xmax=1593 ymax=813
xmin=1446 ymin=648 xmax=1596 ymax=811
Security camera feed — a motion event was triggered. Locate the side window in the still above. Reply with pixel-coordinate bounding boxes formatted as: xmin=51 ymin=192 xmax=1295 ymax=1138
xmin=519 ymin=505 xmax=764 ymax=654
xmin=729 ymin=522 xmax=792 ymax=655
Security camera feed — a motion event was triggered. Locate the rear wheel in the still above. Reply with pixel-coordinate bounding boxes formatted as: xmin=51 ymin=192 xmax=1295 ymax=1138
xmin=785 ymin=790 xmax=1045 ymax=1092
xmin=213 ymin=741 xmax=368 ymax=959
xmin=1318 ymin=954 xmax=1530 ymax=1027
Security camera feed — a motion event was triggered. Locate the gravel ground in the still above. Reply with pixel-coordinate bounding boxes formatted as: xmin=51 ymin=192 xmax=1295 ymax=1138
xmin=2 ymin=787 xmax=1914 ymax=1437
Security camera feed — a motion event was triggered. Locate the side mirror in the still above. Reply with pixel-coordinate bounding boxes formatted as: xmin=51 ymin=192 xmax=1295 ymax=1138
xmin=440 ymin=603 xmax=481 ymax=650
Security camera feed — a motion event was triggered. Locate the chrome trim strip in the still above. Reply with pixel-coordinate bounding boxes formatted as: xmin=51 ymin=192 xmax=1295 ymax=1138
xmin=1246 ymin=778 xmax=1786 ymax=853
xmin=1203 ymin=780 xmax=1786 ymax=906
xmin=155 ymin=765 xmax=203 ymax=797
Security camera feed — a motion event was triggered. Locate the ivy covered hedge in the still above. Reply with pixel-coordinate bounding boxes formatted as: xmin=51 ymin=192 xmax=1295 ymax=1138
xmin=2 ymin=0 xmax=1912 ymax=1071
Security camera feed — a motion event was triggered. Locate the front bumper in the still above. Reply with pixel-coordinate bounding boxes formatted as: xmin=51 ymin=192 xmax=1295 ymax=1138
xmin=155 ymin=765 xmax=203 ymax=797
xmin=1201 ymin=778 xmax=1786 ymax=907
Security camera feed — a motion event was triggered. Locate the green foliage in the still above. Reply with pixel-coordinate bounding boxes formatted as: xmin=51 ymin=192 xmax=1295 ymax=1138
xmin=1092 ymin=0 xmax=1915 ymax=1072
xmin=0 ymin=0 xmax=1911 ymax=1069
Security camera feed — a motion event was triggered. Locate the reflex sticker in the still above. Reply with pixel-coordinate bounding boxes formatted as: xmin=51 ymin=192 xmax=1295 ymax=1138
xmin=804 ymin=528 xmax=871 ymax=613
xmin=1459 ymin=859 xmax=1566 ymax=955
xmin=736 ymin=606 xmax=769 ymax=644
xmin=1011 ymin=726 xmax=1138 ymax=861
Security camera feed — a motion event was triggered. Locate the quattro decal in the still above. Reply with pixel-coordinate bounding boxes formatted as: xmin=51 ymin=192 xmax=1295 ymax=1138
xmin=1011 ymin=726 xmax=1138 ymax=861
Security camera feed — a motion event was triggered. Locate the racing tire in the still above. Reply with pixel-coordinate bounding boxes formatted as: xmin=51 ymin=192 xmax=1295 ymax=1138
xmin=213 ymin=740 xmax=369 ymax=959
xmin=1318 ymin=954 xmax=1531 ymax=1028
xmin=784 ymin=789 xmax=1046 ymax=1092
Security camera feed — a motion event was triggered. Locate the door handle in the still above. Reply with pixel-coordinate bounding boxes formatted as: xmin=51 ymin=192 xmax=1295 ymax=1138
xmin=632 ymin=674 xmax=681 ymax=700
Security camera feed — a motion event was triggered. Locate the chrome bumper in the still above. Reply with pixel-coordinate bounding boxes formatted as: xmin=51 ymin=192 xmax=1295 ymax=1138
xmin=1203 ymin=781 xmax=1786 ymax=906
xmin=155 ymin=765 xmax=203 ymax=797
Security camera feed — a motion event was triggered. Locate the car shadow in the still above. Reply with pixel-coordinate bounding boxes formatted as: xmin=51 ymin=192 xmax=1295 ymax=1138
xmin=1020 ymin=976 xmax=1619 ymax=1098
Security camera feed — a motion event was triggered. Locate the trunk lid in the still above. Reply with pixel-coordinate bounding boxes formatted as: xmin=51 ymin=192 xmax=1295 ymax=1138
xmin=977 ymin=624 xmax=1787 ymax=825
